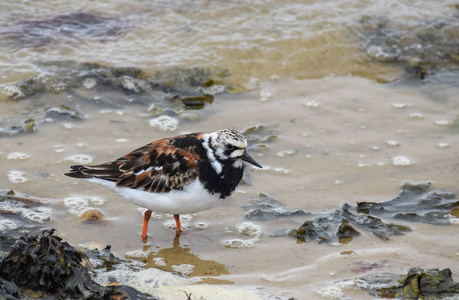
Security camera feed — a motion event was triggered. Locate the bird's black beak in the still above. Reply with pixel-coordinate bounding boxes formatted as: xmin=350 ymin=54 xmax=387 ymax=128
xmin=242 ymin=150 xmax=262 ymax=168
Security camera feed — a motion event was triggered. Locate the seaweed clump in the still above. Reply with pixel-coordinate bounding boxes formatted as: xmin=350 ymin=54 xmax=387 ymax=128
xmin=0 ymin=229 xmax=155 ymax=299
xmin=356 ymin=267 xmax=459 ymax=299
xmin=0 ymin=229 xmax=115 ymax=298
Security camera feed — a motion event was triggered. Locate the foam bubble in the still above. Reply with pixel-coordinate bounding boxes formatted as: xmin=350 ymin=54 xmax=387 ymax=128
xmin=83 ymin=78 xmax=97 ymax=89
xmin=23 ymin=207 xmax=52 ymax=223
xmin=435 ymin=120 xmax=452 ymax=126
xmin=387 ymin=140 xmax=399 ymax=146
xmin=0 ymin=84 xmax=25 ymax=99
xmin=222 ymin=222 xmax=262 ymax=248
xmin=252 ymin=166 xmax=290 ymax=174
xmin=8 ymin=170 xmax=28 ymax=184
xmin=236 ymin=222 xmax=262 ymax=237
xmin=194 ymin=222 xmax=208 ymax=230
xmin=409 ymin=112 xmax=424 ymax=119
xmin=391 ymin=103 xmax=410 ymax=108
xmin=222 ymin=238 xmax=257 ymax=248
xmin=121 ymin=78 xmax=138 ymax=92
xmin=0 ymin=200 xmax=51 ymax=224
xmin=201 ymin=84 xmax=225 ymax=95
xmin=64 ymin=154 xmax=93 ymax=164
xmin=277 ymin=150 xmax=296 ymax=157
xmin=63 ymin=122 xmax=74 ymax=129
xmin=126 ymin=249 xmax=150 ymax=258
xmin=89 ymin=258 xmax=104 ymax=268
xmin=153 ymin=257 xmax=167 ymax=267
xmin=304 ymin=100 xmax=320 ymax=108
xmin=64 ymin=195 xmax=105 ymax=216
xmin=149 ymin=116 xmax=179 ymax=131
xmin=0 ymin=219 xmax=19 ymax=232
xmin=260 ymin=90 xmax=272 ymax=102
xmin=171 ymin=264 xmax=194 ymax=275
xmin=438 ymin=143 xmax=450 ymax=148
xmin=95 ymin=263 xmax=196 ymax=295
xmin=7 ymin=152 xmax=30 ymax=160
xmin=392 ymin=155 xmax=413 ymax=166
xmin=315 ymin=280 xmax=354 ymax=298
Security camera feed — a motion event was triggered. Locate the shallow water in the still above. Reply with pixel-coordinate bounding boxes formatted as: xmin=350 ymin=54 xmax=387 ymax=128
xmin=1 ymin=1 xmax=459 ymax=299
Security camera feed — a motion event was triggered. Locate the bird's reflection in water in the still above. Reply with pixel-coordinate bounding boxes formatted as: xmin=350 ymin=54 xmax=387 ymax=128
xmin=136 ymin=236 xmax=233 ymax=284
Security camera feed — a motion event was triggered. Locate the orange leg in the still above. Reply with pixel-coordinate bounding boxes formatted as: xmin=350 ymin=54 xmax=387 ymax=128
xmin=174 ymin=214 xmax=184 ymax=233
xmin=141 ymin=210 xmax=152 ymax=243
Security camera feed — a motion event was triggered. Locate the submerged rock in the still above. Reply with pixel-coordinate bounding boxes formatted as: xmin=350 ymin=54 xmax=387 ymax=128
xmin=357 ymin=181 xmax=459 ymax=225
xmin=243 ymin=193 xmax=307 ymax=220
xmin=0 ymin=190 xmax=51 ymax=241
xmin=356 ymin=267 xmax=459 ymax=299
xmin=0 ymin=104 xmax=84 ymax=137
xmin=268 ymin=182 xmax=457 ymax=244
xmin=289 ymin=205 xmax=410 ymax=244
xmin=358 ymin=12 xmax=459 ymax=79
xmin=6 ymin=61 xmax=235 ymax=117
xmin=243 ymin=125 xmax=278 ymax=152
xmin=0 ymin=10 xmax=126 ymax=48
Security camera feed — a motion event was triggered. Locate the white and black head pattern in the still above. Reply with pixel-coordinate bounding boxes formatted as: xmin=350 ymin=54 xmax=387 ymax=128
xmin=202 ymin=129 xmax=261 ymax=175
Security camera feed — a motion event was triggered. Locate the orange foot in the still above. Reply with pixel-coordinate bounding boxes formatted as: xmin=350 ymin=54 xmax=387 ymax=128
xmin=174 ymin=214 xmax=184 ymax=233
xmin=141 ymin=210 xmax=152 ymax=243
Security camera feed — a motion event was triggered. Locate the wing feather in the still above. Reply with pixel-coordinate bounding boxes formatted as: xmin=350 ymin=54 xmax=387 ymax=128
xmin=65 ymin=135 xmax=203 ymax=192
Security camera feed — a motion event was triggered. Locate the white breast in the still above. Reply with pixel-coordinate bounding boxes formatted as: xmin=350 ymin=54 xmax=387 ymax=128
xmin=87 ymin=178 xmax=222 ymax=214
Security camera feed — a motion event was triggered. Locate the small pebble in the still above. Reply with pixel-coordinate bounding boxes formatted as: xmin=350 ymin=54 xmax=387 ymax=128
xmin=81 ymin=209 xmax=104 ymax=222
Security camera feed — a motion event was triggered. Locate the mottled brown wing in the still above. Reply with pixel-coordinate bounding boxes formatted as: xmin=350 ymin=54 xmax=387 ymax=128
xmin=67 ymin=137 xmax=202 ymax=193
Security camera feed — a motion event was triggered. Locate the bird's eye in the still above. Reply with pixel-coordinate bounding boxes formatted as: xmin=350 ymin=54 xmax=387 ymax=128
xmin=226 ymin=144 xmax=234 ymax=150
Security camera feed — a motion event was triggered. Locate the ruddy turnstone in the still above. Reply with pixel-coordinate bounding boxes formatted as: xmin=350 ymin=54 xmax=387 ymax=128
xmin=65 ymin=129 xmax=262 ymax=242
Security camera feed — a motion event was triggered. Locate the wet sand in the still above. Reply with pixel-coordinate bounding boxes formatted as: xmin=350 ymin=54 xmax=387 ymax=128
xmin=1 ymin=0 xmax=459 ymax=299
